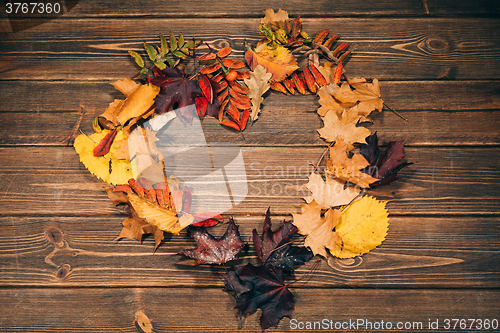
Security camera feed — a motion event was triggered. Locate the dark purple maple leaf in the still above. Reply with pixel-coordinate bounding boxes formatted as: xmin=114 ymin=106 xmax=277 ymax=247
xmin=178 ymin=218 xmax=245 ymax=265
xmin=266 ymin=244 xmax=313 ymax=271
xmin=252 ymin=207 xmax=298 ymax=263
xmin=224 ymin=263 xmax=294 ymax=330
xmin=149 ymin=67 xmax=202 ymax=123
xmin=360 ymin=132 xmax=412 ymax=187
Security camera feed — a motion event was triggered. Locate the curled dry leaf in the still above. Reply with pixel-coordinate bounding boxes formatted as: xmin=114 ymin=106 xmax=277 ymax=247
xmin=326 ymin=137 xmax=378 ymax=188
xmin=245 ymin=44 xmax=299 ymax=82
xmin=330 ymin=196 xmax=389 ymax=258
xmin=244 ymin=64 xmax=273 ymax=122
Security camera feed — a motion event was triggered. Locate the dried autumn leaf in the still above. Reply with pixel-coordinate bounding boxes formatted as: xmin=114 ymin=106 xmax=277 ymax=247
xmin=304 ymin=172 xmax=360 ymax=209
xmin=326 ymin=137 xmax=378 ymax=188
xmin=243 ymin=64 xmax=272 ymax=122
xmin=127 ymin=193 xmax=182 ymax=234
xmin=114 ymin=211 xmax=164 ymax=252
xmin=74 ymin=128 xmax=134 ymax=185
xmin=116 ymin=83 xmax=160 ymax=126
xmin=252 ymin=207 xmax=298 ymax=262
xmin=360 ymin=132 xmax=412 ymax=186
xmin=260 ymin=8 xmax=289 ymax=25
xmin=292 ymin=200 xmax=342 ymax=258
xmin=317 ymin=109 xmax=372 ymax=149
xmin=179 ymin=219 xmax=245 ymax=265
xmin=330 ymin=196 xmax=389 ymax=258
xmin=224 ymin=263 xmax=294 ymax=330
xmin=111 ymin=77 xmax=140 ymax=97
xmin=245 ymin=44 xmax=299 ymax=82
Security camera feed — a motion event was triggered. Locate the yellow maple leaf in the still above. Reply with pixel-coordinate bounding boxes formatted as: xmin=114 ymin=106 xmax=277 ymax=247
xmin=127 ymin=193 xmax=184 ymax=234
xmin=244 ymin=64 xmax=273 ymax=121
xmin=304 ymin=172 xmax=360 ymax=209
xmin=292 ymin=200 xmax=342 ymax=257
xmin=73 ymin=128 xmax=134 ymax=185
xmin=245 ymin=44 xmax=299 ymax=82
xmin=317 ymin=109 xmax=372 ymax=149
xmin=330 ymin=196 xmax=389 ymax=258
xmin=326 ymin=136 xmax=378 ymax=188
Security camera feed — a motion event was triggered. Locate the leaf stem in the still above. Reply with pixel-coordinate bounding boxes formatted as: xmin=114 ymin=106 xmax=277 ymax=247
xmin=285 ymin=259 xmax=321 ymax=287
xmin=383 ymin=102 xmax=408 ymax=122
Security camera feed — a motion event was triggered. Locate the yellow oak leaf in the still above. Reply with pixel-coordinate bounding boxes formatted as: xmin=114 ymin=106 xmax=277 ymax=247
xmin=330 ymin=196 xmax=389 ymax=258
xmin=245 ymin=44 xmax=299 ymax=82
xmin=260 ymin=8 xmax=289 ymax=25
xmin=304 ymin=172 xmax=360 ymax=209
xmin=244 ymin=64 xmax=273 ymax=121
xmin=326 ymin=136 xmax=379 ymax=188
xmin=317 ymin=109 xmax=372 ymax=149
xmin=127 ymin=193 xmax=183 ymax=234
xmin=73 ymin=128 xmax=134 ymax=185
xmin=292 ymin=200 xmax=342 ymax=257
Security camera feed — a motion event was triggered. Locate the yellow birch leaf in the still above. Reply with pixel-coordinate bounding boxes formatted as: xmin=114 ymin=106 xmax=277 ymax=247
xmin=245 ymin=44 xmax=299 ymax=82
xmin=244 ymin=64 xmax=273 ymax=122
xmin=292 ymin=200 xmax=342 ymax=257
xmin=326 ymin=136 xmax=378 ymax=188
xmin=330 ymin=196 xmax=389 ymax=258
xmin=73 ymin=128 xmax=134 ymax=185
xmin=304 ymin=172 xmax=360 ymax=209
xmin=127 ymin=193 xmax=182 ymax=234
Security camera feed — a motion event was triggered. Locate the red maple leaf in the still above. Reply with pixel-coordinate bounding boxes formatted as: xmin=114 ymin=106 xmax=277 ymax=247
xmin=252 ymin=207 xmax=298 ymax=262
xmin=225 ymin=263 xmax=294 ymax=330
xmin=178 ymin=218 xmax=245 ymax=265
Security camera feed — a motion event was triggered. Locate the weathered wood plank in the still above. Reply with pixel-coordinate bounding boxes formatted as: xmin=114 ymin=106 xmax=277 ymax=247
xmin=1 ymin=18 xmax=499 ymax=80
xmin=0 ymin=81 xmax=499 ymax=146
xmin=427 ymin=0 xmax=500 ymax=15
xmin=0 ymin=147 xmax=498 ymax=216
xmin=0 ymin=288 xmax=499 ymax=332
xmin=0 ymin=215 xmax=498 ymax=287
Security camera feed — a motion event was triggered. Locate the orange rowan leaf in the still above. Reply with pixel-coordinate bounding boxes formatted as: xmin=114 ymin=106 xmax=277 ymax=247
xmin=217 ymin=47 xmax=233 ymax=58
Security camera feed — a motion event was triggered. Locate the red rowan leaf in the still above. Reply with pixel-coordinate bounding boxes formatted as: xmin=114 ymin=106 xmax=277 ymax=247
xmin=217 ymin=46 xmax=233 ymax=58
xmin=93 ymin=128 xmax=117 ymax=157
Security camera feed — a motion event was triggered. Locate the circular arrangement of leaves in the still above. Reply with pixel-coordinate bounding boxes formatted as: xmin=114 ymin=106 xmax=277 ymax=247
xmin=74 ymin=8 xmax=411 ymax=331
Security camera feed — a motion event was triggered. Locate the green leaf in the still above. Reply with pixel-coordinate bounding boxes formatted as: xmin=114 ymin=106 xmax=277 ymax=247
xmin=184 ymin=40 xmax=200 ymax=49
xmin=154 ymin=61 xmax=167 ymax=70
xmin=164 ymin=57 xmax=175 ymax=67
xmin=160 ymin=34 xmax=168 ymax=56
xmin=173 ymin=50 xmax=188 ymax=59
xmin=178 ymin=33 xmax=185 ymax=48
xmin=140 ymin=68 xmax=149 ymax=74
xmin=170 ymin=31 xmax=177 ymax=52
xmin=143 ymin=42 xmax=157 ymax=61
xmin=128 ymin=50 xmax=144 ymax=67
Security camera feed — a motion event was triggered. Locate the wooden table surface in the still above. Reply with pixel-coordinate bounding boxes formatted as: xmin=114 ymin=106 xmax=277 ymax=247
xmin=1 ymin=1 xmax=499 ymax=332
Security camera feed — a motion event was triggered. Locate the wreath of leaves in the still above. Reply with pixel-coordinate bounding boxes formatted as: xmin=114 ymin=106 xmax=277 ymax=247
xmin=74 ymin=8 xmax=411 ymax=331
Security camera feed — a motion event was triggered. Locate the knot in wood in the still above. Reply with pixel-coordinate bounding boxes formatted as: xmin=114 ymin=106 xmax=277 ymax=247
xmin=45 ymin=226 xmax=65 ymax=247
xmin=55 ymin=264 xmax=71 ymax=280
xmin=426 ymin=38 xmax=450 ymax=53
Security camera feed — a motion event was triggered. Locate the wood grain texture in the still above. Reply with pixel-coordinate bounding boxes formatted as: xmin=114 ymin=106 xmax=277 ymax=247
xmin=0 ymin=146 xmax=498 ymax=216
xmin=0 ymin=215 xmax=498 ymax=288
xmin=0 ymin=81 xmax=499 ymax=146
xmin=1 ymin=18 xmax=499 ymax=80
xmin=0 ymin=288 xmax=499 ymax=332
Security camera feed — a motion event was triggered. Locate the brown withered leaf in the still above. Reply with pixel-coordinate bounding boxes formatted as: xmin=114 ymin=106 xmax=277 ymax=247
xmin=304 ymin=172 xmax=359 ymax=209
xmin=326 ymin=137 xmax=378 ymax=188
xmin=114 ymin=211 xmax=164 ymax=252
xmin=317 ymin=108 xmax=372 ymax=149
xmin=260 ymin=8 xmax=289 ymax=25
xmin=244 ymin=64 xmax=272 ymax=122
xmin=292 ymin=200 xmax=342 ymax=258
